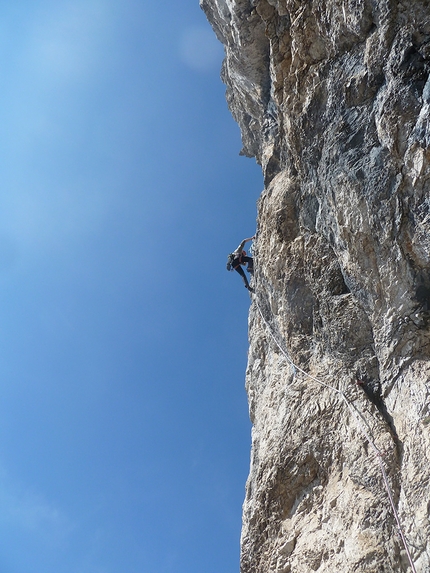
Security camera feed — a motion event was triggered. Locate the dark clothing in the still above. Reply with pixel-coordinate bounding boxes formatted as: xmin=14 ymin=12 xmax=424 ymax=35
xmin=235 ymin=264 xmax=251 ymax=289
xmin=232 ymin=254 xmax=253 ymax=270
xmin=230 ymin=238 xmax=255 ymax=292
xmin=233 ymin=254 xmax=253 ymax=290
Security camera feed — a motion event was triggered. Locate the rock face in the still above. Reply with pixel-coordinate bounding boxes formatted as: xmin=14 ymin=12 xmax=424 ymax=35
xmin=202 ymin=1 xmax=430 ymax=571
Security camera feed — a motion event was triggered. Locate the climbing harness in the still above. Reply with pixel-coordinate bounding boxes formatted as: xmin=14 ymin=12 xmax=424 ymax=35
xmin=252 ymin=289 xmax=417 ymax=573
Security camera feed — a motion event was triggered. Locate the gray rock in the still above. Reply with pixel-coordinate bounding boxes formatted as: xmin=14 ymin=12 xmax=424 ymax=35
xmin=202 ymin=0 xmax=430 ymax=571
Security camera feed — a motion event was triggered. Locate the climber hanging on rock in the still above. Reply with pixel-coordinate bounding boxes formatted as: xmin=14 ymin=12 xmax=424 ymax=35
xmin=226 ymin=236 xmax=255 ymax=293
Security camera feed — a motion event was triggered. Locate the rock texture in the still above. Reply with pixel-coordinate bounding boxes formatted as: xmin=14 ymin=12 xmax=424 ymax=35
xmin=202 ymin=1 xmax=430 ymax=571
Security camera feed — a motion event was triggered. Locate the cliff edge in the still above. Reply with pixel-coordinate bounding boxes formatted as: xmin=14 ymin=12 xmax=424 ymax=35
xmin=202 ymin=1 xmax=430 ymax=571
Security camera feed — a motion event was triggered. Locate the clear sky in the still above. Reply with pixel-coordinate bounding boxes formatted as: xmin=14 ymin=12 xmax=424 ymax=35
xmin=0 ymin=1 xmax=262 ymax=572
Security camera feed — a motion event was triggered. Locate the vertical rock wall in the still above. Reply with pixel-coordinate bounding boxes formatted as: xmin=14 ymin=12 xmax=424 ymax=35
xmin=202 ymin=1 xmax=430 ymax=571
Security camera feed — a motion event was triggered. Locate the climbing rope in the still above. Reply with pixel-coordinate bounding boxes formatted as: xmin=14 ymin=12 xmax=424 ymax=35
xmin=252 ymin=291 xmax=417 ymax=573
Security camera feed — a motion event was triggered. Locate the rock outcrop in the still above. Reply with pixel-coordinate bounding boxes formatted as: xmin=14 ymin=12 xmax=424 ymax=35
xmin=202 ymin=1 xmax=430 ymax=571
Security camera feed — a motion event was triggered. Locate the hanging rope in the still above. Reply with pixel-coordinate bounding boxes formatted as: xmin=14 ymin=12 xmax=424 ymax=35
xmin=252 ymin=292 xmax=417 ymax=573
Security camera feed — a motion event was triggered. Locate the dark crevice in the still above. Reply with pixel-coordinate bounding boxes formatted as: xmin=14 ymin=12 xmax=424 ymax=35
xmin=415 ymin=284 xmax=430 ymax=307
xmin=324 ymin=250 xmax=351 ymax=295
xmin=356 ymin=373 xmax=402 ymax=458
xmin=410 ymin=272 xmax=430 ymax=330
xmin=330 ymin=266 xmax=350 ymax=295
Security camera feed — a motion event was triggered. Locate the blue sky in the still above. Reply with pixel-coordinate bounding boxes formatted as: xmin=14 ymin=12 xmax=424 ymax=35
xmin=0 ymin=1 xmax=262 ymax=572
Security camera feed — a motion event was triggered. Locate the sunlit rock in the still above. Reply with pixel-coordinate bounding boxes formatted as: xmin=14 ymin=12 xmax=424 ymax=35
xmin=202 ymin=1 xmax=430 ymax=571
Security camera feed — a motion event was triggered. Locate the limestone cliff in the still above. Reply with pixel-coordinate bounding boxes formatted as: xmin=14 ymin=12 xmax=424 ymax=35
xmin=202 ymin=1 xmax=430 ymax=571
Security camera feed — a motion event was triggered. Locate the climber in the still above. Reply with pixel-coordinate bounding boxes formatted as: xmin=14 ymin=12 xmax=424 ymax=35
xmin=226 ymin=236 xmax=255 ymax=292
